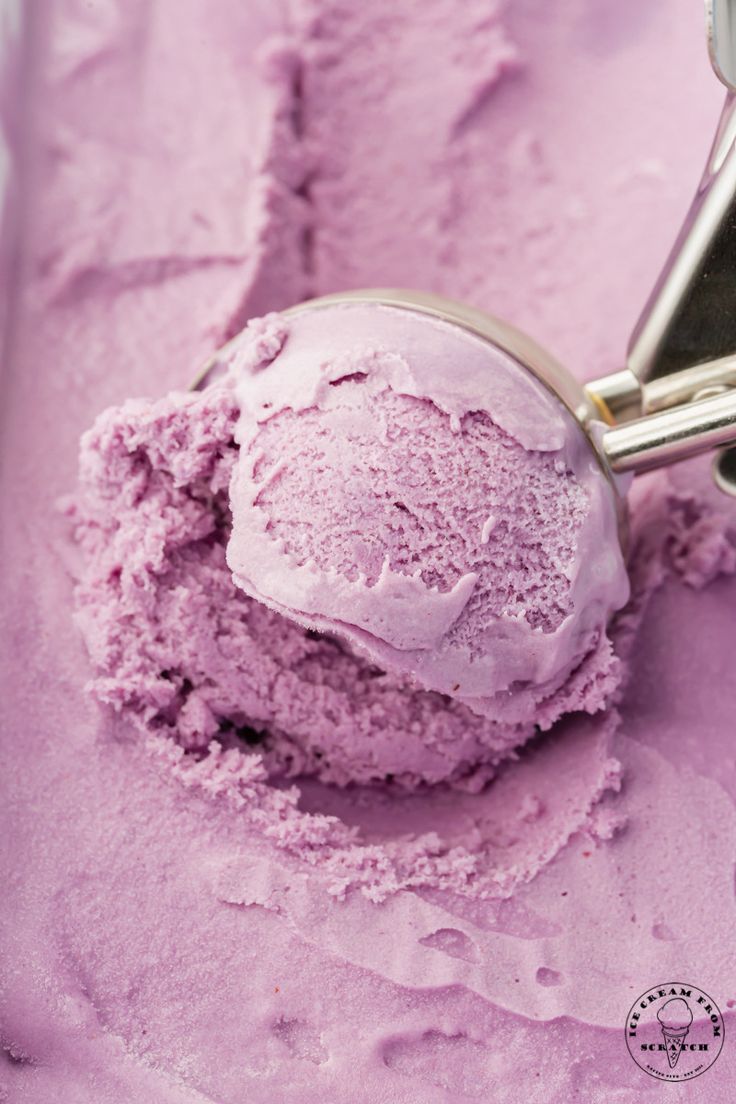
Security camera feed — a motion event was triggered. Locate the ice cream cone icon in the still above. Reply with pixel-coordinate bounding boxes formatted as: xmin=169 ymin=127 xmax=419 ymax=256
xmin=657 ymin=998 xmax=693 ymax=1069
xmin=660 ymin=1025 xmax=690 ymax=1068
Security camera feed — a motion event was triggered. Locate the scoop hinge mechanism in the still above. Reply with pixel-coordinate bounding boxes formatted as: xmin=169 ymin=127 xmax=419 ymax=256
xmin=585 ymin=1 xmax=736 ymax=488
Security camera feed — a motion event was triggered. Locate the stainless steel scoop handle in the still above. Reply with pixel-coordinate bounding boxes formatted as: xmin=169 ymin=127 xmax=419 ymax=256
xmin=587 ymin=0 xmax=736 ymax=486
xmin=626 ymin=91 xmax=736 ymax=387
xmin=603 ymin=386 xmax=736 ymax=474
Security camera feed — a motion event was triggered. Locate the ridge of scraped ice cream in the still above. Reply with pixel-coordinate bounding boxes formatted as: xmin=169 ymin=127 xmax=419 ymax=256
xmin=226 ymin=303 xmax=630 ymax=721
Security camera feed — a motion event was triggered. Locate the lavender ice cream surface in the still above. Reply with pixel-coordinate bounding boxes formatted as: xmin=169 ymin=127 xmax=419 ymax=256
xmin=6 ymin=1 xmax=736 ymax=1101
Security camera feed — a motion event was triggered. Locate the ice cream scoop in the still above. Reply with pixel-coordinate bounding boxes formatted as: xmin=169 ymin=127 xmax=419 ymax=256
xmin=224 ymin=300 xmax=628 ymax=721
xmin=203 ymin=1 xmax=736 ymax=716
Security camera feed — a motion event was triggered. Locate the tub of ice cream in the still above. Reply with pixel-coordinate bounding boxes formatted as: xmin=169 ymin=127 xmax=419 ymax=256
xmin=2 ymin=2 xmax=736 ymax=1102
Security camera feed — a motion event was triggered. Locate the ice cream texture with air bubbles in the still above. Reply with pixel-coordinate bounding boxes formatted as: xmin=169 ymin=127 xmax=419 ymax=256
xmin=4 ymin=2 xmax=736 ymax=1103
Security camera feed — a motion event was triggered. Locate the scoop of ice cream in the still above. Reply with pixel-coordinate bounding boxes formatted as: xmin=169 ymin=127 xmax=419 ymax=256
xmin=72 ymin=384 xmax=543 ymax=790
xmin=658 ymin=998 xmax=694 ymax=1032
xmin=226 ymin=303 xmax=630 ymax=723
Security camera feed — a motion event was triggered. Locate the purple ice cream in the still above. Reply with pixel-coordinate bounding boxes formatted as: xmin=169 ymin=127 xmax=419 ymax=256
xmin=6 ymin=2 xmax=736 ymax=1102
xmin=226 ymin=301 xmax=630 ymax=724
xmin=73 ymin=384 xmax=535 ymax=791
